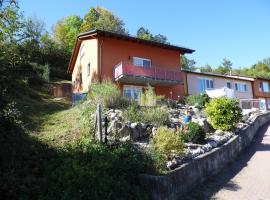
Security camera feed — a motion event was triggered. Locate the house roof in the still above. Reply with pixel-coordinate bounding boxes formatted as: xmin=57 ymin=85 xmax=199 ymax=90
xmin=68 ymin=29 xmax=195 ymax=73
xmin=182 ymin=69 xmax=255 ymax=82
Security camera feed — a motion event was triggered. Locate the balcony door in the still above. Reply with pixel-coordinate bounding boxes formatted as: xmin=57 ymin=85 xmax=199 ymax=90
xmin=133 ymin=57 xmax=151 ymax=69
xmin=123 ymin=85 xmax=142 ymax=100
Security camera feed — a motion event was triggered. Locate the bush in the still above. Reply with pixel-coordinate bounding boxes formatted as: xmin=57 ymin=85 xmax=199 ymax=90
xmin=151 ymin=127 xmax=184 ymax=158
xmin=123 ymin=105 xmax=169 ymax=126
xmin=185 ymin=122 xmax=205 ymax=144
xmin=205 ymin=97 xmax=242 ymax=131
xmin=88 ymin=80 xmax=130 ymax=109
xmin=185 ymin=93 xmax=210 ymax=108
xmin=140 ymin=84 xmax=156 ymax=106
xmin=143 ymin=106 xmax=170 ymax=126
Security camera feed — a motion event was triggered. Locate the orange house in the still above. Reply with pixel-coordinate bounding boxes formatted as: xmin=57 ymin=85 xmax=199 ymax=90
xmin=68 ymin=29 xmax=194 ymax=100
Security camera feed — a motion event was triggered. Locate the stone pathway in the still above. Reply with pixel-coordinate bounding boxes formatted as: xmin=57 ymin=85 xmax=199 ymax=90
xmin=183 ymin=123 xmax=270 ymax=200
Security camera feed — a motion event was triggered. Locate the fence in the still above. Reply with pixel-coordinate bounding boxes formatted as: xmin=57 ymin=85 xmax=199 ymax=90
xmin=239 ymin=99 xmax=266 ymax=112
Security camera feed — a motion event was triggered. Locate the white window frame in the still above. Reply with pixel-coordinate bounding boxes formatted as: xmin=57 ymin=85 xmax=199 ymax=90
xmin=262 ymin=82 xmax=269 ymax=92
xmin=123 ymin=85 xmax=143 ymax=100
xmin=133 ymin=57 xmax=151 ymax=68
xmin=235 ymin=82 xmax=248 ymax=92
xmin=198 ymin=77 xmax=214 ymax=93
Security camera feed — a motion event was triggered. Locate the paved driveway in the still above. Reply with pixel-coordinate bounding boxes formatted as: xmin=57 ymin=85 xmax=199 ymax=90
xmin=184 ymin=123 xmax=270 ymax=200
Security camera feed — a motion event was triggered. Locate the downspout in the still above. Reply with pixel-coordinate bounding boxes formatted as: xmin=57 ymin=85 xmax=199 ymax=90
xmin=99 ymin=39 xmax=104 ymax=82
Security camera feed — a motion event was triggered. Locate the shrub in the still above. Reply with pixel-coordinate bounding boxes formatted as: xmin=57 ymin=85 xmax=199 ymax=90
xmin=140 ymin=84 xmax=156 ymax=106
xmin=205 ymin=97 xmax=242 ymax=131
xmin=143 ymin=106 xmax=170 ymax=126
xmin=185 ymin=93 xmax=210 ymax=108
xmin=123 ymin=105 xmax=169 ymax=126
xmin=185 ymin=122 xmax=205 ymax=144
xmin=151 ymin=127 xmax=184 ymax=158
xmin=88 ymin=80 xmax=130 ymax=109
xmin=122 ymin=103 xmax=141 ymax=123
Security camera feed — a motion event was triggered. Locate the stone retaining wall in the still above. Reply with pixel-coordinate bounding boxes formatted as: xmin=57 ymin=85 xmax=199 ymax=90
xmin=140 ymin=113 xmax=270 ymax=200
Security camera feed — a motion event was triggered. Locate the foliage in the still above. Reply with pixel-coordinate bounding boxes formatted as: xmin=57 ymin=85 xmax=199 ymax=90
xmin=200 ymin=64 xmax=213 ymax=72
xmin=140 ymin=84 xmax=156 ymax=106
xmin=123 ymin=105 xmax=169 ymax=126
xmin=151 ymin=127 xmax=184 ymax=158
xmin=53 ymin=15 xmax=83 ymax=52
xmin=185 ymin=93 xmax=210 ymax=108
xmin=205 ymin=97 xmax=242 ymax=131
xmin=80 ymin=6 xmax=127 ymax=34
xmin=88 ymin=80 xmax=130 ymax=109
xmin=185 ymin=122 xmax=205 ymax=144
xmin=181 ymin=55 xmax=196 ymax=70
xmin=136 ymin=26 xmax=168 ymax=43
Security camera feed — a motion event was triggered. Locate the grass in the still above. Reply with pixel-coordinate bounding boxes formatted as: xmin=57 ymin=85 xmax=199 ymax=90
xmin=0 ymin=82 xmax=152 ymax=199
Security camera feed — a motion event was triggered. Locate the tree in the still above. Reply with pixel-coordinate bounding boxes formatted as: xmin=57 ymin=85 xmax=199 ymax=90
xmin=54 ymin=15 xmax=83 ymax=52
xmin=222 ymin=58 xmax=232 ymax=70
xmin=136 ymin=26 xmax=168 ymax=43
xmin=181 ymin=55 xmax=196 ymax=70
xmin=24 ymin=16 xmax=45 ymax=44
xmin=136 ymin=26 xmax=152 ymax=40
xmin=214 ymin=58 xmax=233 ymax=74
xmin=153 ymin=34 xmax=168 ymax=43
xmin=80 ymin=7 xmax=127 ymax=34
xmin=200 ymin=64 xmax=213 ymax=72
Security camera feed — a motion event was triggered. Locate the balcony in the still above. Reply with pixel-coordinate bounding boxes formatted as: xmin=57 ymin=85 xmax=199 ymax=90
xmin=113 ymin=61 xmax=183 ymax=86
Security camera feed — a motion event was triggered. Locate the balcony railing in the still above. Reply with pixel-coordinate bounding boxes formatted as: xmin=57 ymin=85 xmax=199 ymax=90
xmin=114 ymin=61 xmax=183 ymax=85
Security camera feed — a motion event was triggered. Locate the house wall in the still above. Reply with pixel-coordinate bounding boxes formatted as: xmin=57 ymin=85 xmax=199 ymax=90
xmin=99 ymin=37 xmax=185 ymax=99
xmin=252 ymin=79 xmax=270 ymax=109
xmin=186 ymin=73 xmax=253 ymax=99
xmin=72 ymin=39 xmax=99 ymax=93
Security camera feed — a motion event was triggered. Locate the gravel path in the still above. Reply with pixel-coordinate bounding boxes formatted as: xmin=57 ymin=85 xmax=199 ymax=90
xmin=183 ymin=123 xmax=270 ymax=200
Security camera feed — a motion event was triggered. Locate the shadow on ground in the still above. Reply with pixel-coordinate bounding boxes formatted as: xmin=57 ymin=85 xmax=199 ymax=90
xmin=182 ymin=123 xmax=270 ymax=200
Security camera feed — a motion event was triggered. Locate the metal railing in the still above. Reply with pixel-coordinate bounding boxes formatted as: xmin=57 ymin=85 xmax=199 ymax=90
xmin=113 ymin=61 xmax=183 ymax=82
xmin=239 ymin=99 xmax=266 ymax=111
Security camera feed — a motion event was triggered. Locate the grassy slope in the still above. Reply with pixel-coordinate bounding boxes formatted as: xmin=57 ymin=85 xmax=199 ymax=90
xmin=0 ymin=83 xmax=150 ymax=200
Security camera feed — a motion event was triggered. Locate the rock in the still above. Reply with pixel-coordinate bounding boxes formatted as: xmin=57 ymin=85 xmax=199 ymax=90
xmin=208 ymin=140 xmax=218 ymax=148
xmin=119 ymin=125 xmax=132 ymax=138
xmin=119 ymin=136 xmax=130 ymax=142
xmin=166 ymin=158 xmax=178 ymax=170
xmin=214 ymin=129 xmax=224 ymax=136
xmin=202 ymin=143 xmax=212 ymax=152
xmin=109 ymin=112 xmax=117 ymax=120
xmin=171 ymin=118 xmax=179 ymax=123
xmin=130 ymin=122 xmax=138 ymax=129
xmin=198 ymin=118 xmax=211 ymax=133
xmin=152 ymin=127 xmax=157 ymax=136
xmin=130 ymin=128 xmax=140 ymax=141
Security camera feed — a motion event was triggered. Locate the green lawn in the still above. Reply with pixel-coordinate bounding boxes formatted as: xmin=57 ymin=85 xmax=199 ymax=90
xmin=0 ymin=83 xmax=151 ymax=200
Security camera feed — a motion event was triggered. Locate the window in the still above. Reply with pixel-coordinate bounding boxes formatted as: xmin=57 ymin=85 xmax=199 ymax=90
xmin=259 ymin=82 xmax=263 ymax=92
xmin=133 ymin=57 xmax=151 ymax=68
xmin=87 ymin=63 xmax=91 ymax=76
xmin=235 ymin=83 xmax=247 ymax=92
xmin=123 ymin=85 xmax=142 ymax=100
xmin=198 ymin=78 xmax=214 ymax=92
xmin=226 ymin=82 xmax=231 ymax=88
xmin=262 ymin=82 xmax=269 ymax=92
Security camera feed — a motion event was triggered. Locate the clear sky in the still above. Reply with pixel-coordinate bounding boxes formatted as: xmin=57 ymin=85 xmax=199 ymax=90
xmin=19 ymin=0 xmax=270 ymax=69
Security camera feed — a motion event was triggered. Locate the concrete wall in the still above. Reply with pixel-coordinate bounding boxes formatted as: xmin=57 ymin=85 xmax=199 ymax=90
xmin=186 ymin=73 xmax=253 ymax=99
xmin=140 ymin=113 xmax=270 ymax=200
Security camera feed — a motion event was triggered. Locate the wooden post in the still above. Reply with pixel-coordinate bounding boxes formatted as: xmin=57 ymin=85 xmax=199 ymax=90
xmin=104 ymin=116 xmax=109 ymax=144
xmin=97 ymin=103 xmax=102 ymax=143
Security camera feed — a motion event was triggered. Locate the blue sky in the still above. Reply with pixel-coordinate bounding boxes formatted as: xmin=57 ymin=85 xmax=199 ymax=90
xmin=19 ymin=0 xmax=270 ymax=69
